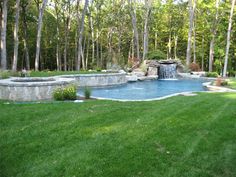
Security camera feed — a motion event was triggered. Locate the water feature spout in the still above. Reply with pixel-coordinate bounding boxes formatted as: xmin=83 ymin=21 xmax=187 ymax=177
xmin=158 ymin=63 xmax=177 ymax=80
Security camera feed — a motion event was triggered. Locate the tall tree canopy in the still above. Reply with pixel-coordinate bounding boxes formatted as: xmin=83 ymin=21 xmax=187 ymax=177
xmin=0 ymin=0 xmax=235 ymax=76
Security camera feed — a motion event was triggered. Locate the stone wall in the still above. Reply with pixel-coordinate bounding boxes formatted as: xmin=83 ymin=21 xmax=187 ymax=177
xmin=0 ymin=77 xmax=75 ymax=101
xmin=61 ymin=73 xmax=127 ymax=87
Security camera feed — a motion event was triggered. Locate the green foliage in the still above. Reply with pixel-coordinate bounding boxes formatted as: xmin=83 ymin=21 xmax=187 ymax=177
xmin=206 ymin=72 xmax=219 ymax=78
xmin=0 ymin=70 xmax=11 ymax=79
xmin=53 ymin=85 xmax=77 ymax=101
xmin=0 ymin=70 xmax=19 ymax=79
xmin=84 ymin=87 xmax=91 ymax=99
xmin=146 ymin=50 xmax=166 ymax=60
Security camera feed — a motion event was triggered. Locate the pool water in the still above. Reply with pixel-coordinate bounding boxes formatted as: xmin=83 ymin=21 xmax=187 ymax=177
xmin=78 ymin=79 xmax=207 ymax=100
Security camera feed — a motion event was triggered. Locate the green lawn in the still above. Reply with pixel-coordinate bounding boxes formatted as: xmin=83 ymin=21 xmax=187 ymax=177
xmin=1 ymin=93 xmax=236 ymax=177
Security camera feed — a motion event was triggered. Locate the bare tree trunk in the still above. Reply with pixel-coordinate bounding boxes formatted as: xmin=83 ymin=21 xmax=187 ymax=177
xmin=76 ymin=0 xmax=89 ymax=71
xmin=174 ymin=34 xmax=178 ymax=59
xmin=154 ymin=32 xmax=157 ymax=50
xmin=22 ymin=3 xmax=30 ymax=70
xmin=85 ymin=36 xmax=90 ymax=70
xmin=209 ymin=0 xmax=219 ymax=72
xmin=201 ymin=36 xmax=204 ymax=71
xmin=129 ymin=0 xmax=140 ymax=62
xmin=55 ymin=1 xmax=61 ymax=71
xmin=96 ymin=30 xmax=99 ymax=67
xmin=143 ymin=0 xmax=152 ymax=61
xmin=100 ymin=41 xmax=103 ymax=67
xmin=64 ymin=16 xmax=71 ymax=71
xmin=186 ymin=0 xmax=196 ymax=66
xmin=1 ymin=0 xmax=7 ymax=70
xmin=12 ymin=0 xmax=20 ymax=71
xmin=34 ymin=0 xmax=48 ymax=71
xmin=193 ymin=20 xmax=196 ymax=63
xmin=167 ymin=33 xmax=171 ymax=59
xmin=223 ymin=0 xmax=236 ymax=77
xmin=88 ymin=7 xmax=95 ymax=64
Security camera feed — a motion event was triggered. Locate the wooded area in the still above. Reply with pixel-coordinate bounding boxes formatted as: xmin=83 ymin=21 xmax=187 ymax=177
xmin=0 ymin=0 xmax=236 ymax=76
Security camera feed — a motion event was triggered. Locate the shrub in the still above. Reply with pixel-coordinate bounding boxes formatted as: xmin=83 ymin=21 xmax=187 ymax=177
xmin=146 ymin=50 xmax=166 ymax=60
xmin=84 ymin=87 xmax=91 ymax=99
xmin=206 ymin=72 xmax=218 ymax=78
xmin=53 ymin=85 xmax=77 ymax=101
xmin=189 ymin=63 xmax=200 ymax=71
xmin=215 ymin=77 xmax=228 ymax=87
xmin=0 ymin=70 xmax=10 ymax=79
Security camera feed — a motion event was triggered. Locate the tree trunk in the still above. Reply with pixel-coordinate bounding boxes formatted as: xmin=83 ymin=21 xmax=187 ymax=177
xmin=201 ymin=36 xmax=204 ymax=71
xmin=64 ymin=16 xmax=71 ymax=71
xmin=76 ymin=0 xmax=89 ymax=71
xmin=96 ymin=30 xmax=99 ymax=67
xmin=223 ymin=0 xmax=236 ymax=77
xmin=22 ymin=3 xmax=30 ymax=70
xmin=167 ymin=33 xmax=171 ymax=59
xmin=174 ymin=34 xmax=178 ymax=59
xmin=88 ymin=7 xmax=95 ymax=64
xmin=186 ymin=0 xmax=196 ymax=66
xmin=34 ymin=0 xmax=48 ymax=71
xmin=85 ymin=36 xmax=90 ymax=70
xmin=209 ymin=0 xmax=219 ymax=72
xmin=55 ymin=2 xmax=61 ymax=71
xmin=143 ymin=0 xmax=152 ymax=61
xmin=12 ymin=0 xmax=20 ymax=71
xmin=129 ymin=0 xmax=140 ymax=62
xmin=193 ymin=20 xmax=196 ymax=63
xmin=1 ymin=0 xmax=7 ymax=70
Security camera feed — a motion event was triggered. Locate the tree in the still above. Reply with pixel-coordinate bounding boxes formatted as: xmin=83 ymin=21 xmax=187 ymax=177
xmin=12 ymin=0 xmax=21 ymax=71
xmin=128 ymin=0 xmax=140 ymax=62
xmin=143 ymin=0 xmax=152 ymax=61
xmin=35 ymin=0 xmax=48 ymax=71
xmin=223 ymin=0 xmax=236 ymax=77
xmin=1 ymin=0 xmax=8 ymax=70
xmin=209 ymin=0 xmax=220 ymax=72
xmin=186 ymin=0 xmax=196 ymax=66
xmin=21 ymin=0 xmax=30 ymax=70
xmin=76 ymin=0 xmax=89 ymax=71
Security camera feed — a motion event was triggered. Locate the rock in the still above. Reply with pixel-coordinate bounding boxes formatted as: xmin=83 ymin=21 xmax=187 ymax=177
xmin=148 ymin=66 xmax=158 ymax=76
xmin=126 ymin=75 xmax=138 ymax=82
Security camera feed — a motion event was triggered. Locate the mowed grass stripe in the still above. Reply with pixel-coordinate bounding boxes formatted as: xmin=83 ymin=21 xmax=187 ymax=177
xmin=0 ymin=92 xmax=236 ymax=177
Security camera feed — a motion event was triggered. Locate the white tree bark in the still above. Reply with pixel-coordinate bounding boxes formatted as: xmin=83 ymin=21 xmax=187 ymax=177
xmin=142 ymin=0 xmax=152 ymax=61
xmin=129 ymin=0 xmax=140 ymax=62
xmin=12 ymin=0 xmax=20 ymax=71
xmin=76 ymin=0 xmax=89 ymax=71
xmin=209 ymin=0 xmax=219 ymax=72
xmin=1 ymin=0 xmax=7 ymax=70
xmin=223 ymin=0 xmax=236 ymax=77
xmin=186 ymin=0 xmax=196 ymax=66
xmin=34 ymin=0 xmax=48 ymax=71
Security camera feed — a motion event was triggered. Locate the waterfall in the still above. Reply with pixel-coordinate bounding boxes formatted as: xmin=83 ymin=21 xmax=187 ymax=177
xmin=158 ymin=63 xmax=177 ymax=79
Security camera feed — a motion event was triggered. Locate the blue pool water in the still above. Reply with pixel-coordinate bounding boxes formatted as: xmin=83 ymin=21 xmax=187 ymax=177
xmin=78 ymin=79 xmax=206 ymax=100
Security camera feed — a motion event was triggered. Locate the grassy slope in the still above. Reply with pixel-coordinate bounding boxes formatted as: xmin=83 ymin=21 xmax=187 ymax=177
xmin=0 ymin=93 xmax=236 ymax=177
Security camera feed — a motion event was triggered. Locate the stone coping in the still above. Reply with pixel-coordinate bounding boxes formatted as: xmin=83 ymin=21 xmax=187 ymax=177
xmin=0 ymin=77 xmax=75 ymax=87
xmin=59 ymin=72 xmax=126 ymax=78
xmin=202 ymin=82 xmax=236 ymax=92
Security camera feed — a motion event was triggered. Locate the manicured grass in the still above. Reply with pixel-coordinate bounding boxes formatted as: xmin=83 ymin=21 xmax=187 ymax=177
xmin=1 ymin=93 xmax=236 ymax=177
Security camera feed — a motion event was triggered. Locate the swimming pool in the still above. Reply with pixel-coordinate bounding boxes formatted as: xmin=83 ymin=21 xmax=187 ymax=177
xmin=78 ymin=79 xmax=207 ymax=101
